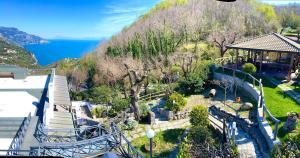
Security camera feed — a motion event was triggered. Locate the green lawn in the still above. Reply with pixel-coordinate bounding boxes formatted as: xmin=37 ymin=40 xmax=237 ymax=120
xmin=131 ymin=128 xmax=185 ymax=158
xmin=261 ymin=77 xmax=300 ymax=140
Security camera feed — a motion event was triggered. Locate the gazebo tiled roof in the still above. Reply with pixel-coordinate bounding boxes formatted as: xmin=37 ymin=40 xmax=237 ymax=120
xmin=227 ymin=33 xmax=300 ymax=53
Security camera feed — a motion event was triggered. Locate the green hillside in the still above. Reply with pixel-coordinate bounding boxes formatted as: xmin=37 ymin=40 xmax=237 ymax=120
xmin=0 ymin=39 xmax=39 ymax=68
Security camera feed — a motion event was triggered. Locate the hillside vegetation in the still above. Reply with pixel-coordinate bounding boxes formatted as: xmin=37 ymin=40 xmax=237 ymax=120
xmin=58 ymin=0 xmax=278 ymax=86
xmin=0 ymin=26 xmax=47 ymax=46
xmin=0 ymin=39 xmax=39 ymax=68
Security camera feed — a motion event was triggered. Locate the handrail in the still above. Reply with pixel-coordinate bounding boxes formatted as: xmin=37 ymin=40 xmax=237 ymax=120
xmin=215 ymin=66 xmax=280 ymax=140
xmin=6 ymin=112 xmax=31 ymax=155
xmin=139 ymin=90 xmax=166 ymax=100
xmin=111 ymin=122 xmax=144 ymax=158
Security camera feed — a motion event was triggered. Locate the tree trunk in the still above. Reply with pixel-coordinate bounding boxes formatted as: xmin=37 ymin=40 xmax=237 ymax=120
xmin=130 ymin=88 xmax=140 ymax=121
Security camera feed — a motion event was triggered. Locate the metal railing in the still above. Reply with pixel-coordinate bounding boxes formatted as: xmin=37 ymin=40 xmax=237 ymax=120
xmin=215 ymin=66 xmax=280 ymax=140
xmin=111 ymin=123 xmax=144 ymax=158
xmin=6 ymin=112 xmax=32 ymax=155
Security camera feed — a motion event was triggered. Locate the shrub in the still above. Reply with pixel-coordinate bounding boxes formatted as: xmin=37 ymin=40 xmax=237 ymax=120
xmin=189 ymin=105 xmax=209 ymax=127
xmin=107 ymin=108 xmax=117 ymax=118
xmin=176 ymin=138 xmax=192 ymax=158
xmin=126 ymin=119 xmax=138 ymax=130
xmin=165 ymin=92 xmax=187 ymax=113
xmin=189 ymin=125 xmax=213 ymax=144
xmin=112 ymin=98 xmax=130 ymax=112
xmin=242 ymin=63 xmax=257 ymax=74
xmin=118 ymin=119 xmax=138 ymax=130
xmin=91 ymin=106 xmax=105 ymax=118
xmin=139 ymin=102 xmax=150 ymax=118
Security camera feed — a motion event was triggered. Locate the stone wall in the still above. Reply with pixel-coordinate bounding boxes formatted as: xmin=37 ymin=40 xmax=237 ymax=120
xmin=214 ymin=72 xmax=280 ymax=149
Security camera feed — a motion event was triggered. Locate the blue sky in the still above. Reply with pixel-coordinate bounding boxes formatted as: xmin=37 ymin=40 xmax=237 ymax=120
xmin=0 ymin=0 xmax=298 ymax=40
xmin=261 ymin=0 xmax=300 ymax=5
xmin=0 ymin=0 xmax=160 ymax=39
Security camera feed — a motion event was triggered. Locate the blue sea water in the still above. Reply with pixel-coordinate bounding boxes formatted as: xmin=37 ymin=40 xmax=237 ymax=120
xmin=24 ymin=39 xmax=101 ymax=66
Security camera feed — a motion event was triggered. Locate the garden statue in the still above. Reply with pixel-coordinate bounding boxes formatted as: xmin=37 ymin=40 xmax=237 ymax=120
xmin=148 ymin=111 xmax=156 ymax=125
xmin=283 ymin=112 xmax=299 ymax=132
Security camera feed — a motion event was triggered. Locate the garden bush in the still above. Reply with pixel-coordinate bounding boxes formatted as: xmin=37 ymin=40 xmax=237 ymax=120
xmin=112 ymin=98 xmax=130 ymax=112
xmin=242 ymin=63 xmax=257 ymax=74
xmin=107 ymin=108 xmax=117 ymax=118
xmin=189 ymin=105 xmax=209 ymax=127
xmin=176 ymin=137 xmax=192 ymax=158
xmin=118 ymin=119 xmax=138 ymax=130
xmin=165 ymin=92 xmax=187 ymax=113
xmin=139 ymin=102 xmax=150 ymax=118
xmin=91 ymin=106 xmax=105 ymax=118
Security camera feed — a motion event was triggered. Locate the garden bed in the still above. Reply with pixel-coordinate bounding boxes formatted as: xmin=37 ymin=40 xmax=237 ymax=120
xmin=131 ymin=128 xmax=185 ymax=158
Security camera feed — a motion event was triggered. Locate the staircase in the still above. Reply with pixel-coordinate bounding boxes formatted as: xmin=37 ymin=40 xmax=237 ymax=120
xmin=48 ymin=111 xmax=74 ymax=129
xmin=0 ymin=117 xmax=25 ymax=139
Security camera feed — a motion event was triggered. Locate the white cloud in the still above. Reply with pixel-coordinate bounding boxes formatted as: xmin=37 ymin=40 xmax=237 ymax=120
xmin=94 ymin=3 xmax=150 ymax=38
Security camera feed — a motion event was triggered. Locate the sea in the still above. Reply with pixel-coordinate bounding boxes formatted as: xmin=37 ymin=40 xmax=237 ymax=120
xmin=24 ymin=39 xmax=101 ymax=66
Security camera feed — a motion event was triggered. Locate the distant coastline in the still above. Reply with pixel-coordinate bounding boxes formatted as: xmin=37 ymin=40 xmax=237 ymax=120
xmin=24 ymin=39 xmax=101 ymax=66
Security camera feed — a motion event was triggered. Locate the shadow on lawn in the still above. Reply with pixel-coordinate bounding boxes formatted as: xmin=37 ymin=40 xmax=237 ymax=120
xmin=162 ymin=128 xmax=185 ymax=144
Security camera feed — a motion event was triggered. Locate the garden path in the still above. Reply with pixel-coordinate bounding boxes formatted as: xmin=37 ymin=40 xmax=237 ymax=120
xmin=267 ymin=77 xmax=300 ymax=104
xmin=235 ymin=126 xmax=263 ymax=158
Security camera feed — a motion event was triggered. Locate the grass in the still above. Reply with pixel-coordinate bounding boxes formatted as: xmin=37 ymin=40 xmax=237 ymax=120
xmin=261 ymin=77 xmax=300 ymax=140
xmin=131 ymin=128 xmax=185 ymax=158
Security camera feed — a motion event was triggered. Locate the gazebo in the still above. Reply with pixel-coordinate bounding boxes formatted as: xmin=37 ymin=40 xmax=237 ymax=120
xmin=226 ymin=33 xmax=300 ymax=79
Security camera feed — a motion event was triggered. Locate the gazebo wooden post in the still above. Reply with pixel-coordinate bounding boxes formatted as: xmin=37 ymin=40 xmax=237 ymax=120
xmin=288 ymin=54 xmax=295 ymax=81
xmin=259 ymin=51 xmax=263 ymax=74
xmin=235 ymin=49 xmax=239 ymax=70
xmin=247 ymin=50 xmax=250 ymax=62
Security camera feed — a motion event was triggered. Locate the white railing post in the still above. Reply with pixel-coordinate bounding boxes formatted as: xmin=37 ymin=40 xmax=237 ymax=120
xmin=45 ymin=69 xmax=55 ymax=126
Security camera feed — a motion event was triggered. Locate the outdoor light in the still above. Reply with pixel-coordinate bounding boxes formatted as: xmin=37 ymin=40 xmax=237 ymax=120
xmin=146 ymin=127 xmax=155 ymax=139
xmin=146 ymin=126 xmax=155 ymax=158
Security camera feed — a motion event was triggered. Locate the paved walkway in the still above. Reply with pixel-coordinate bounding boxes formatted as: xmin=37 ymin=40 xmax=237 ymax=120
xmin=268 ymin=77 xmax=300 ymax=104
xmin=235 ymin=126 xmax=263 ymax=158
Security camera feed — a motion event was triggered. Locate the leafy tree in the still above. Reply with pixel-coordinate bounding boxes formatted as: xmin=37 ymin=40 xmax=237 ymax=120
xmin=189 ymin=105 xmax=209 ymax=127
xmin=165 ymin=92 xmax=187 ymax=113
xmin=242 ymin=63 xmax=257 ymax=74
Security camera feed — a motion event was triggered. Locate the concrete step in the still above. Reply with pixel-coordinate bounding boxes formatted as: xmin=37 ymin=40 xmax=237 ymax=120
xmin=0 ymin=126 xmax=20 ymax=131
xmin=0 ymin=117 xmax=24 ymax=126
xmin=49 ymin=120 xmax=74 ymax=126
xmin=48 ymin=123 xmax=74 ymax=129
xmin=0 ymin=131 xmax=17 ymax=138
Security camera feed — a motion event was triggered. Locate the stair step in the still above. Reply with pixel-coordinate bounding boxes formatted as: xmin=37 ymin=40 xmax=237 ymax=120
xmin=49 ymin=120 xmax=73 ymax=126
xmin=48 ymin=123 xmax=74 ymax=129
xmin=0 ymin=126 xmax=20 ymax=131
xmin=0 ymin=131 xmax=17 ymax=138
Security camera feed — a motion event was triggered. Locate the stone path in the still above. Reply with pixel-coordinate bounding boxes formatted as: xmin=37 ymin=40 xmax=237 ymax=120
xmin=235 ymin=126 xmax=263 ymax=158
xmin=268 ymin=77 xmax=300 ymax=104
xmin=124 ymin=119 xmax=190 ymax=142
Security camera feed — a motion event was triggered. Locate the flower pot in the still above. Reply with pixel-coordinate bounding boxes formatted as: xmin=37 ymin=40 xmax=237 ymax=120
xmin=236 ymin=97 xmax=241 ymax=103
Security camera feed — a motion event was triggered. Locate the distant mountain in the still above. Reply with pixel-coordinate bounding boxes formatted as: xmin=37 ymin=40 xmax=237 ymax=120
xmin=0 ymin=26 xmax=47 ymax=46
xmin=275 ymin=3 xmax=300 ymax=15
xmin=0 ymin=38 xmax=39 ymax=68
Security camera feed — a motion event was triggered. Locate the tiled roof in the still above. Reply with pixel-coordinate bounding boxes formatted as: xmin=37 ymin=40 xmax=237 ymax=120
xmin=227 ymin=33 xmax=300 ymax=53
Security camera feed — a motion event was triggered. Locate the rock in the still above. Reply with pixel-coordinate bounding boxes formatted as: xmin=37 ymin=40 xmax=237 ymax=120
xmin=240 ymin=102 xmax=253 ymax=110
